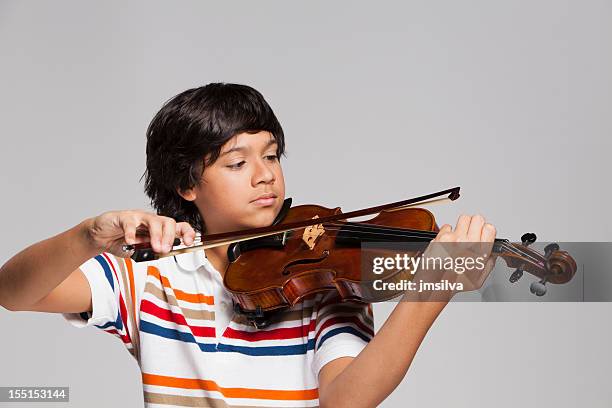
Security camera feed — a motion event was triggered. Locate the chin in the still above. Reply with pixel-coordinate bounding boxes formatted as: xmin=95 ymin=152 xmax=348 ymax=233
xmin=236 ymin=199 xmax=284 ymax=229
xmin=246 ymin=208 xmax=279 ymax=228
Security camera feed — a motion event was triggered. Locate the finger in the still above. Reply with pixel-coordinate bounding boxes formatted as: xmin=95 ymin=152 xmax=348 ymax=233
xmin=161 ymin=218 xmax=177 ymax=252
xmin=467 ymin=214 xmax=486 ymax=242
xmin=177 ymin=222 xmax=196 ymax=246
xmin=132 ymin=235 xmax=150 ymax=244
xmin=144 ymin=216 xmax=163 ymax=253
xmin=474 ymin=255 xmax=497 ymax=289
xmin=126 ymin=221 xmax=150 ymax=244
xmin=122 ymin=221 xmax=137 ymax=245
xmin=135 ymin=225 xmax=150 ymax=237
xmin=454 ymin=214 xmax=471 ymax=240
xmin=481 ymin=223 xmax=497 ymax=243
xmin=433 ymin=224 xmax=452 ymax=242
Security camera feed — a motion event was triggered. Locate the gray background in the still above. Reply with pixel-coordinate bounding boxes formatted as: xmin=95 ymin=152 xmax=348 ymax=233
xmin=1 ymin=1 xmax=611 ymax=407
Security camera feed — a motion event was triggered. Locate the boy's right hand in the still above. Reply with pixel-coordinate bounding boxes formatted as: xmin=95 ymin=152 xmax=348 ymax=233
xmin=85 ymin=210 xmax=197 ymax=258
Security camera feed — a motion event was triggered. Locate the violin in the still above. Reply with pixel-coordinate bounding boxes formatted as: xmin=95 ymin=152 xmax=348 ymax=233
xmin=126 ymin=187 xmax=577 ymax=328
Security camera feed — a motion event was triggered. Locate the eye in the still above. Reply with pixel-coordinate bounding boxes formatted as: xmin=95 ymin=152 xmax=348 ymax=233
xmin=226 ymin=161 xmax=246 ymax=170
xmin=265 ymin=154 xmax=279 ymax=161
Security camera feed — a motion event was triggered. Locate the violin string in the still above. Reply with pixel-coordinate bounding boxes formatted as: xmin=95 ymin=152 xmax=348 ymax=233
xmin=322 ymin=225 xmax=438 ymax=241
xmin=324 ymin=222 xmax=503 ymax=250
xmin=323 ymin=221 xmax=502 ymax=243
xmin=323 ymin=222 xmax=440 ymax=239
xmin=499 ymin=241 xmax=544 ymax=266
xmin=321 ymin=222 xmax=543 ymax=265
xmin=324 ymin=220 xmax=499 ymax=243
xmin=328 ymin=227 xmax=542 ymax=266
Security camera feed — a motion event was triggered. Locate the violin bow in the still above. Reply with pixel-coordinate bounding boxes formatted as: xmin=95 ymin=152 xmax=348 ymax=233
xmin=124 ymin=186 xmax=461 ymax=261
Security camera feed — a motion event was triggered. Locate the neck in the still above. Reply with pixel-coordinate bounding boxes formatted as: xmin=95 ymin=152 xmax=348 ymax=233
xmin=205 ymin=244 xmax=230 ymax=276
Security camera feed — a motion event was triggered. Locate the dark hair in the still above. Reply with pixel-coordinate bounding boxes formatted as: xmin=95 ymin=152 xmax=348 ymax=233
xmin=142 ymin=83 xmax=285 ymax=233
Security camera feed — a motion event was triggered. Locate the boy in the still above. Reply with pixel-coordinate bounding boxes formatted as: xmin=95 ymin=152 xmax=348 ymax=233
xmin=0 ymin=83 xmax=496 ymax=407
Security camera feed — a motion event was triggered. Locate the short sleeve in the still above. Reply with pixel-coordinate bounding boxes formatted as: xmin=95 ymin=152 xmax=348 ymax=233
xmin=311 ymin=292 xmax=375 ymax=378
xmin=62 ymin=253 xmax=137 ymax=353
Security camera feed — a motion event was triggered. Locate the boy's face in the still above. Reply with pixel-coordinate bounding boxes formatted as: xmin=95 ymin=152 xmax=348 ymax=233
xmin=181 ymin=130 xmax=286 ymax=234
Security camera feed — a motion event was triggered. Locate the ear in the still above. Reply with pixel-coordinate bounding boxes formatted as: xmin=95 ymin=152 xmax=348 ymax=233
xmin=177 ymin=187 xmax=197 ymax=202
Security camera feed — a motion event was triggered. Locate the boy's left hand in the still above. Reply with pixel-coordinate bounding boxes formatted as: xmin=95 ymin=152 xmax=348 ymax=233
xmin=409 ymin=214 xmax=497 ymax=301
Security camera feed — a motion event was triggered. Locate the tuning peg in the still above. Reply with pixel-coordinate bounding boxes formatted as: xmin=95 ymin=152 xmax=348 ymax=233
xmin=544 ymin=243 xmax=560 ymax=258
xmin=509 ymin=268 xmax=524 ymax=283
xmin=509 ymin=234 xmax=536 ymax=284
xmin=530 ymin=277 xmax=548 ymax=296
xmin=521 ymin=233 xmax=537 ymax=246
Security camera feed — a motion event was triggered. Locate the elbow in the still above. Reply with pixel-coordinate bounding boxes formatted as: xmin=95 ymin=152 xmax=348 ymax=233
xmin=320 ymin=399 xmax=366 ymax=408
xmin=318 ymin=390 xmax=335 ymax=408
xmin=319 ymin=398 xmax=333 ymax=408
xmin=0 ymin=297 xmax=30 ymax=311
xmin=0 ymin=288 xmax=19 ymax=312
xmin=319 ymin=389 xmax=379 ymax=408
xmin=0 ymin=300 xmax=17 ymax=312
xmin=0 ymin=270 xmax=19 ymax=311
xmin=0 ymin=294 xmax=19 ymax=311
xmin=318 ymin=393 xmax=352 ymax=408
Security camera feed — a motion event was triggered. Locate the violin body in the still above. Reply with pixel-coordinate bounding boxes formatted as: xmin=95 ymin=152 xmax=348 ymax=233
xmin=224 ymin=202 xmax=439 ymax=323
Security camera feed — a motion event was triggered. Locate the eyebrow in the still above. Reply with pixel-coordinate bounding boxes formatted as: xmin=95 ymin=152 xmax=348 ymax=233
xmin=220 ymin=138 xmax=278 ymax=157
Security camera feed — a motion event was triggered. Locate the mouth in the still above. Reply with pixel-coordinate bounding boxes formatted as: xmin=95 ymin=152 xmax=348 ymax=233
xmin=250 ymin=193 xmax=277 ymax=207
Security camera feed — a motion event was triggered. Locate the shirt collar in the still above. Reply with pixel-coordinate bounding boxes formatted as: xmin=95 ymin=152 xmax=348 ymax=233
xmin=173 ymin=248 xmax=208 ymax=272
xmin=173 ymin=247 xmax=226 ymax=282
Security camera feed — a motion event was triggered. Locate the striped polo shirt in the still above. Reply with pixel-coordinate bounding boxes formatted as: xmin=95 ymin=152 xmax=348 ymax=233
xmin=62 ymin=247 xmax=374 ymax=407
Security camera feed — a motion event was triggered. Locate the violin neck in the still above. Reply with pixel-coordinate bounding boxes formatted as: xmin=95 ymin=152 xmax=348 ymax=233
xmin=334 ymin=221 xmax=508 ymax=249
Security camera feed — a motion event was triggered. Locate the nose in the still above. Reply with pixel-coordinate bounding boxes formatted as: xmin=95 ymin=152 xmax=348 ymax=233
xmin=252 ymin=157 xmax=275 ymax=186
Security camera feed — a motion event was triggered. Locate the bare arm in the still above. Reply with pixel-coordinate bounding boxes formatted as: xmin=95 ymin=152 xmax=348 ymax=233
xmin=318 ymin=214 xmax=497 ymax=408
xmin=318 ymin=301 xmax=447 ymax=408
xmin=0 ymin=211 xmax=195 ymax=313
xmin=0 ymin=219 xmax=99 ymax=311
